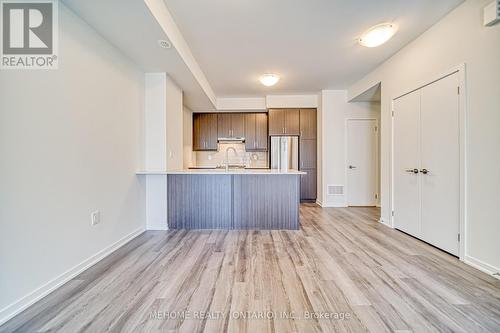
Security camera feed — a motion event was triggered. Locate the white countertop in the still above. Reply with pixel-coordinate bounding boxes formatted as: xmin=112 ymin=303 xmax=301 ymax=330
xmin=136 ymin=169 xmax=306 ymax=175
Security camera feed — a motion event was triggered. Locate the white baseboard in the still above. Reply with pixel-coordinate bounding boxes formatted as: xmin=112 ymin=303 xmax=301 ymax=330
xmin=321 ymin=203 xmax=348 ymax=208
xmin=315 ymin=200 xmax=323 ymax=207
xmin=146 ymin=223 xmax=168 ymax=231
xmin=0 ymin=226 xmax=146 ymax=326
xmin=379 ymin=218 xmax=393 ymax=228
xmin=464 ymin=255 xmax=500 ymax=279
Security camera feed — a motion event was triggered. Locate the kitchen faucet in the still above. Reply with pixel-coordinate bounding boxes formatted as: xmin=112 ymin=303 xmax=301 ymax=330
xmin=224 ymin=147 xmax=237 ymax=172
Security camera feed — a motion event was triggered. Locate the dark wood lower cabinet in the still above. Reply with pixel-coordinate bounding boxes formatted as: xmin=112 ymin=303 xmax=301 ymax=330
xmin=300 ymin=169 xmax=317 ymax=201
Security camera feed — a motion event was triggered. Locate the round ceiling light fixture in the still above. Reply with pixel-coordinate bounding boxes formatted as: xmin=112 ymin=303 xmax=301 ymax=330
xmin=358 ymin=23 xmax=398 ymax=48
xmin=158 ymin=39 xmax=172 ymax=49
xmin=259 ymin=73 xmax=280 ymax=87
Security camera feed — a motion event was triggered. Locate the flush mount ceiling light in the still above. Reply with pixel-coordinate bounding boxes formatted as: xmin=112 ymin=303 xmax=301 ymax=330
xmin=359 ymin=23 xmax=398 ymax=47
xmin=158 ymin=39 xmax=171 ymax=49
xmin=259 ymin=74 xmax=280 ymax=87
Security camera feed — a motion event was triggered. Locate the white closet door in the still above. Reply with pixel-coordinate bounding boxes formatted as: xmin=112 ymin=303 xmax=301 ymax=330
xmin=393 ymin=90 xmax=421 ymax=237
xmin=420 ymin=73 xmax=460 ymax=255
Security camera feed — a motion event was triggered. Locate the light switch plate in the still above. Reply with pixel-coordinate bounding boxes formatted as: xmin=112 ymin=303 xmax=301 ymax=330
xmin=91 ymin=211 xmax=100 ymax=225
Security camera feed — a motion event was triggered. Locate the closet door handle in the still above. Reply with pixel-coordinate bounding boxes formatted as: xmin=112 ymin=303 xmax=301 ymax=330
xmin=420 ymin=168 xmax=429 ymax=174
xmin=405 ymin=168 xmax=419 ymax=174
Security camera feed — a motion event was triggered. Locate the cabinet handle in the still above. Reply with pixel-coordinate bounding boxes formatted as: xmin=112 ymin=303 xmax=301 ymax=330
xmin=282 ymin=127 xmax=285 ymax=134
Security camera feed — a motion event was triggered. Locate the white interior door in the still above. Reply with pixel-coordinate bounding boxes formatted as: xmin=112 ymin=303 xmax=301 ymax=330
xmin=346 ymin=119 xmax=377 ymax=206
xmin=420 ymin=73 xmax=460 ymax=255
xmin=393 ymin=90 xmax=421 ymax=237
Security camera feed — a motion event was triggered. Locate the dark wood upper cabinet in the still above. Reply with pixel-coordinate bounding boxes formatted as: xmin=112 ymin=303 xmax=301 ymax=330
xmin=205 ymin=113 xmax=218 ymax=150
xmin=193 ymin=113 xmax=217 ymax=151
xmin=268 ymin=109 xmax=300 ymax=135
xmin=218 ymin=113 xmax=245 ymax=138
xmin=217 ymin=113 xmax=232 ymax=138
xmin=231 ymin=114 xmax=245 ymax=138
xmin=245 ymin=113 xmax=268 ymax=151
xmin=255 ymin=113 xmax=268 ymax=150
xmin=268 ymin=109 xmax=285 ymax=135
xmin=245 ymin=113 xmax=256 ymax=150
xmin=300 ymin=109 xmax=317 ymax=139
xmin=284 ymin=109 xmax=300 ymax=135
xmin=193 ymin=113 xmax=203 ymax=151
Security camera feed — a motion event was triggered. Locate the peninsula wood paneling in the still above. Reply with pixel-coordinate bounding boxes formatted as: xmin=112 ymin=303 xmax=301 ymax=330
xmin=233 ymin=175 xmax=300 ymax=230
xmin=167 ymin=174 xmax=232 ymax=229
xmin=167 ymin=174 xmax=301 ymax=230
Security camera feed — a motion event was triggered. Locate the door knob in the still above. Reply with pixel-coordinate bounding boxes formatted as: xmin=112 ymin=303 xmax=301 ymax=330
xmin=420 ymin=168 xmax=429 ymax=174
xmin=349 ymin=165 xmax=357 ymax=169
xmin=405 ymin=168 xmax=419 ymax=174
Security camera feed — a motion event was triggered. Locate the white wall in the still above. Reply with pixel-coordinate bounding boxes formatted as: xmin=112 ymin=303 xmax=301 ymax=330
xmin=348 ymin=0 xmax=500 ymax=272
xmin=0 ymin=3 xmax=145 ymax=323
xmin=216 ymin=97 xmax=266 ymax=111
xmin=266 ymin=94 xmax=318 ymax=108
xmin=143 ymin=74 xmax=183 ymax=230
xmin=165 ymin=77 xmax=184 ymax=170
xmin=144 ymin=73 xmax=183 ymax=171
xmin=145 ymin=74 xmax=167 ymax=171
xmin=183 ymin=106 xmax=195 ymax=168
xmin=318 ymin=91 xmax=380 ymax=207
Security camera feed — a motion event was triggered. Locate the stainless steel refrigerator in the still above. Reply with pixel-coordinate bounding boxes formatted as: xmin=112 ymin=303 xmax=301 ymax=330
xmin=270 ymin=136 xmax=299 ymax=170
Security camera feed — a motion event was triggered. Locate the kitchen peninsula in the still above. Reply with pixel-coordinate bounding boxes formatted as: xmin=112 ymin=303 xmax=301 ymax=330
xmin=138 ymin=169 xmax=305 ymax=230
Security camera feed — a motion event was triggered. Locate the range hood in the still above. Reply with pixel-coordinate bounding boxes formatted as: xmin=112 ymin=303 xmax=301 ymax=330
xmin=218 ymin=137 xmax=245 ymax=143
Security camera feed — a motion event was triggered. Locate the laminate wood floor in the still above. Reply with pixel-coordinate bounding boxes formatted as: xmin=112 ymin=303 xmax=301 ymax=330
xmin=2 ymin=205 xmax=500 ymax=332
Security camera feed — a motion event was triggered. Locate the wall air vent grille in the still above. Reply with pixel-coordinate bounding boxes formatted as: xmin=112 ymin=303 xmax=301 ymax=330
xmin=328 ymin=185 xmax=344 ymax=196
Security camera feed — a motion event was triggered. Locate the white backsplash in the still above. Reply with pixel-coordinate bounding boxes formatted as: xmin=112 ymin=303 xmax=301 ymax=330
xmin=195 ymin=143 xmax=268 ymax=168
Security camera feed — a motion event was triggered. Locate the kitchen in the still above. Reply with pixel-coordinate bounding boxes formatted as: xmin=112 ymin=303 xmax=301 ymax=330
xmin=162 ymin=108 xmax=317 ymax=230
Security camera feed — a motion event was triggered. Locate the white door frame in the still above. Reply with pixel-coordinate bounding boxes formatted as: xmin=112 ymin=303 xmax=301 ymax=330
xmin=345 ymin=118 xmax=380 ymax=207
xmin=390 ymin=63 xmax=467 ymax=260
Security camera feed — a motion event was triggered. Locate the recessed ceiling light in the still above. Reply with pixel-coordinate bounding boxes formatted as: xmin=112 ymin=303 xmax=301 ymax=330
xmin=359 ymin=23 xmax=398 ymax=48
xmin=260 ymin=74 xmax=280 ymax=87
xmin=158 ymin=39 xmax=171 ymax=49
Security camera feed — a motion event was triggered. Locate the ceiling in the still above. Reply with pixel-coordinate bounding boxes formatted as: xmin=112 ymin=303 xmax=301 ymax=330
xmin=62 ymin=0 xmax=215 ymax=110
xmin=62 ymin=0 xmax=463 ymax=109
xmin=163 ymin=0 xmax=463 ymax=97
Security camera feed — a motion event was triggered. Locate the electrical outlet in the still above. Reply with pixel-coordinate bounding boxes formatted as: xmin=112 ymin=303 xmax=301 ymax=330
xmin=91 ymin=211 xmax=100 ymax=226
